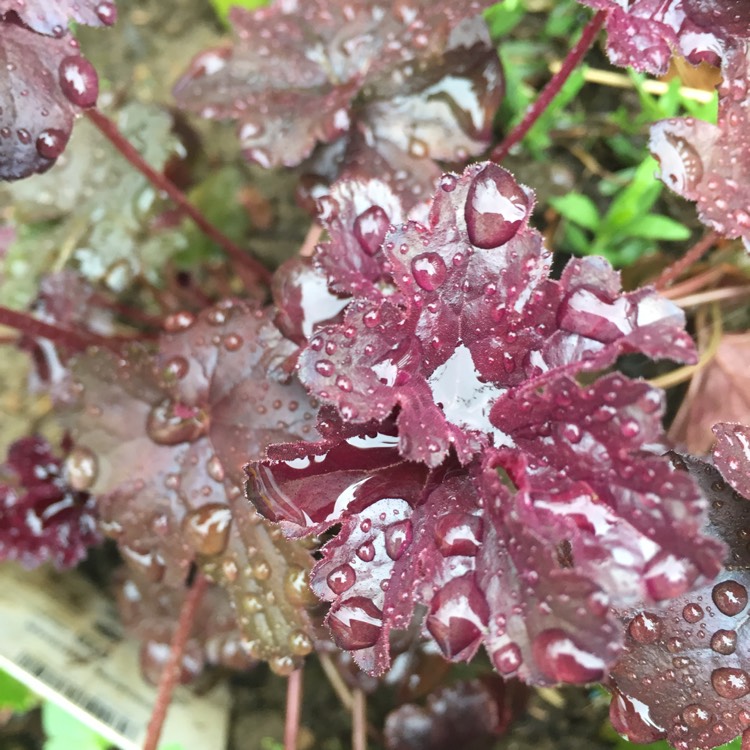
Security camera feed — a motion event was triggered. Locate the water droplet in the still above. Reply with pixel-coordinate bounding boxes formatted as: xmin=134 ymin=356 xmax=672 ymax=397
xmin=384 ymin=519 xmax=412 ymax=560
xmin=95 ymin=1 xmax=117 ymax=24
xmin=682 ymin=603 xmax=704 ymax=623
xmin=492 ymin=642 xmax=522 ymax=674
xmin=163 ymin=311 xmax=195 ymax=332
xmin=269 ymin=655 xmax=297 ymax=676
xmin=710 ymin=629 xmax=737 ymax=655
xmin=411 ymin=252 xmax=447 ymax=291
xmin=620 ymin=419 xmax=640 ymax=438
xmin=628 ymin=612 xmax=661 ymax=644
xmin=434 ymin=512 xmax=483 ymax=556
xmin=356 ymin=540 xmax=375 ymax=562
xmin=353 ymin=206 xmax=389 ymax=256
xmin=284 ymin=566 xmax=316 ymax=607
xmin=327 ymin=564 xmax=356 ymax=594
xmin=288 ymin=630 xmax=313 ymax=656
xmin=163 ymin=356 xmax=189 ymax=380
xmin=682 ymin=704 xmax=712 ymax=729
xmin=224 ymin=333 xmax=243 ymax=351
xmin=64 ymin=446 xmax=98 ymax=491
xmin=58 ymin=56 xmax=99 ymax=108
xmin=146 ymin=398 xmax=209 ymax=445
xmin=36 ymin=128 xmax=68 ymax=159
xmin=206 ymin=455 xmax=225 ymax=483
xmin=562 ymin=424 xmax=582 ymax=444
xmin=336 ymin=375 xmax=353 ymax=392
xmin=465 ymin=164 xmax=530 ymax=249
xmin=328 ymin=597 xmax=383 ymax=650
xmin=533 ymin=629 xmax=605 ymax=683
xmin=711 ymin=667 xmax=750 ymax=699
xmin=182 ymin=504 xmax=232 ymax=556
xmin=712 ymin=580 xmax=747 ymax=616
xmin=315 ymin=360 xmax=334 ymax=377
xmin=440 ymin=174 xmax=457 ymax=192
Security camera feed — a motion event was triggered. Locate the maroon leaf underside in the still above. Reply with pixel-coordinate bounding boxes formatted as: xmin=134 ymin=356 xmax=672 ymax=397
xmin=68 ymin=302 xmax=319 ymax=667
xmin=610 ymin=455 xmax=750 ymax=750
xmin=0 ymin=436 xmax=100 ymax=569
xmin=0 ymin=22 xmax=97 ymax=180
xmin=0 ymin=0 xmax=117 ymax=35
xmin=650 ymin=42 xmax=750 ymax=250
xmin=578 ymin=0 xmax=750 ymax=74
xmin=116 ymin=570 xmax=255 ymax=685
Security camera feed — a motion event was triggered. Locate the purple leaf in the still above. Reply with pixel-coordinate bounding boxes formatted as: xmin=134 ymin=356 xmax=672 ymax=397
xmin=650 ymin=42 xmax=750 ymax=250
xmin=578 ymin=0 xmax=749 ymax=74
xmin=0 ymin=20 xmax=98 ymax=180
xmin=247 ymin=162 xmax=724 ymax=682
xmin=0 ymin=0 xmax=117 ymax=35
xmin=298 ymin=162 xmax=697 ymax=467
xmin=173 ymin=1 xmax=502 ymax=202
xmin=67 ymin=301 xmax=319 ymax=669
xmin=609 ymin=456 xmax=750 ymax=750
xmin=0 ymin=436 xmax=100 ymax=569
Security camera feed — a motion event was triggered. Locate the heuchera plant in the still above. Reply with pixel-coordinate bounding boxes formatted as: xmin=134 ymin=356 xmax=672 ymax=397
xmin=2 ymin=0 xmax=750 ymax=748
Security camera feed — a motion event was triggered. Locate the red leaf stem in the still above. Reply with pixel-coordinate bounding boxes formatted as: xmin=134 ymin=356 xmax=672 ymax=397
xmin=284 ymin=667 xmax=304 ymax=750
xmin=491 ymin=10 xmax=607 ymax=161
xmin=142 ymin=572 xmax=209 ymax=750
xmin=85 ymin=108 xmax=272 ymax=286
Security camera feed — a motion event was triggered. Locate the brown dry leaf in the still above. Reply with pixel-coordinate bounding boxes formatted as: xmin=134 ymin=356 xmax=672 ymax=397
xmin=669 ymin=332 xmax=750 ymax=453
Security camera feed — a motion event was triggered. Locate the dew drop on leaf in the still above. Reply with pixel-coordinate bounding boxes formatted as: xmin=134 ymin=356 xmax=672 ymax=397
xmin=492 ymin=642 xmax=522 ymax=675
xmin=384 ymin=519 xmax=412 ymax=560
xmin=682 ymin=704 xmax=712 ymax=729
xmin=682 ymin=603 xmax=704 ymax=623
xmin=182 ymin=504 xmax=232 ymax=556
xmin=35 ymin=128 xmax=68 ymax=160
xmin=327 ymin=563 xmax=357 ymax=594
xmin=711 ymin=667 xmax=750 ymax=699
xmin=58 ymin=56 xmax=99 ymax=108
xmin=146 ymin=398 xmax=209 ymax=445
xmin=356 ymin=540 xmax=375 ymax=562
xmin=95 ymin=1 xmax=117 ymax=24
xmin=710 ymin=629 xmax=737 ymax=655
xmin=64 ymin=446 xmax=98 ymax=491
xmin=711 ymin=580 xmax=748 ymax=616
xmin=353 ymin=206 xmax=389 ymax=256
xmin=628 ymin=612 xmax=662 ymax=644
xmin=464 ymin=164 xmax=530 ymax=249
xmin=411 ymin=252 xmax=447 ymax=291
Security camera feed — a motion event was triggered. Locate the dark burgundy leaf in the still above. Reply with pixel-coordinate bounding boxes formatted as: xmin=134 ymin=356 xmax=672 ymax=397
xmin=298 ymin=162 xmax=697 ymax=467
xmin=578 ymin=0 xmax=749 ymax=74
xmin=173 ymin=1 xmax=502 ymax=201
xmin=0 ymin=21 xmax=98 ymax=180
xmin=713 ymin=423 xmax=750 ymax=499
xmin=0 ymin=435 xmax=100 ymax=569
xmin=383 ymin=676 xmax=526 ymax=750
xmin=610 ymin=457 xmax=750 ymax=750
xmin=650 ymin=42 xmax=750 ymax=250
xmin=116 ymin=570 xmax=255 ymax=685
xmin=0 ymin=0 xmax=117 ymax=35
xmin=68 ymin=301 xmax=319 ymax=671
